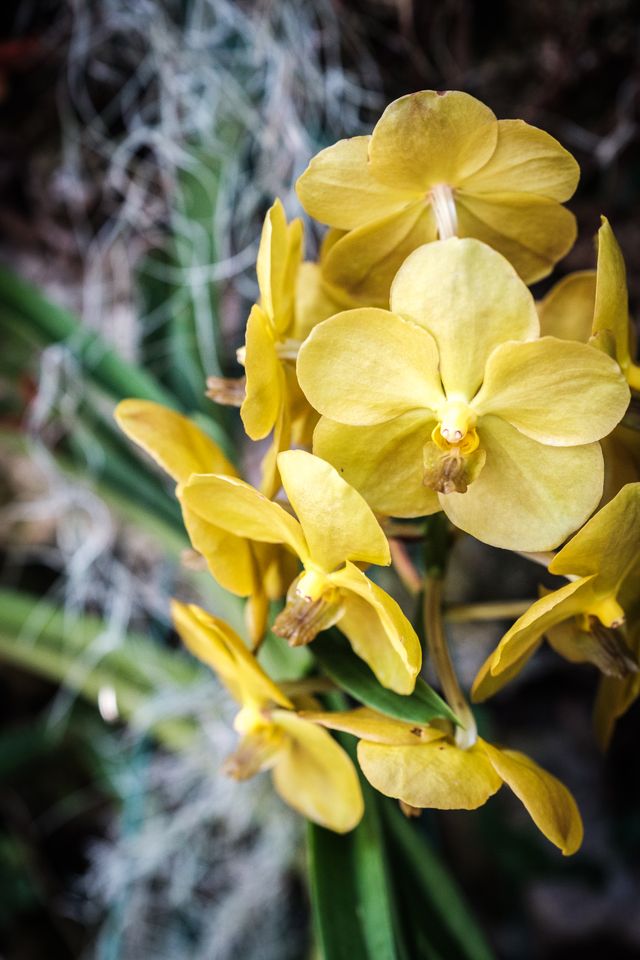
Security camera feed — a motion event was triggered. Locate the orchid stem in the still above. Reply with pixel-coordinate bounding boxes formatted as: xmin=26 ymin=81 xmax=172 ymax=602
xmin=516 ymin=550 xmax=554 ymax=569
xmin=445 ymin=600 xmax=535 ymax=623
xmin=422 ymin=515 xmax=476 ymax=748
xmin=516 ymin=550 xmax=579 ymax=582
xmin=424 ymin=578 xmax=477 ymax=749
xmin=383 ymin=520 xmax=426 ymax=540
xmin=390 ymin=539 xmax=423 ymax=596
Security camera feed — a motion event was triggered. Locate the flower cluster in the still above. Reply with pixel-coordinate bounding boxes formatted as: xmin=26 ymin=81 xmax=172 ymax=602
xmin=117 ymin=90 xmax=638 ymax=854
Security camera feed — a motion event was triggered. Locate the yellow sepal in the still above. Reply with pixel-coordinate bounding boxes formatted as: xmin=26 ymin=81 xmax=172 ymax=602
xmin=331 ymin=562 xmax=422 ymax=694
xmin=270 ymin=710 xmax=364 ymax=833
xmin=171 ymin=601 xmax=292 ymax=709
xmin=479 ymin=740 xmax=583 ymax=855
xmin=115 ymin=399 xmax=235 ymax=483
xmin=357 ymin=738 xmax=503 ymax=810
xmin=277 ymin=449 xmax=390 ymax=571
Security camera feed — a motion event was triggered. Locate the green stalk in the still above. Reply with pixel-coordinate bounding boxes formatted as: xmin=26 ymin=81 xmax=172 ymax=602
xmin=0 ymin=268 xmax=177 ymax=407
xmin=0 ymin=590 xmax=200 ymax=751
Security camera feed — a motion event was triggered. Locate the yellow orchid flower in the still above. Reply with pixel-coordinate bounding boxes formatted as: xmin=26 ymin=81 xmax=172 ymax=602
xmin=172 ymin=601 xmax=363 ymax=832
xmin=209 ymin=199 xmax=343 ymax=498
xmin=181 ymin=450 xmax=422 ymax=694
xmin=537 ymin=219 xmax=640 ymax=504
xmin=472 ymin=483 xmax=640 ymax=703
xmin=115 ymin=399 xmax=297 ymax=643
xmin=298 ymin=238 xmax=630 ymax=551
xmin=304 ymin=707 xmax=582 ymax=856
xmin=296 ymin=89 xmax=579 ymax=306
xmin=538 ymin=216 xmax=640 ymax=389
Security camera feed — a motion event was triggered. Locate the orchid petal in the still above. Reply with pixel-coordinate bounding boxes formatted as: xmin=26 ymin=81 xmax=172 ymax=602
xmin=295 ymin=135 xmax=417 ymax=230
xmin=182 ymin=474 xmax=308 ymax=561
xmin=537 ymin=271 xmax=596 ymax=342
xmin=115 ymin=399 xmax=235 ymax=483
xmin=321 ymin=203 xmax=436 ymax=307
xmin=277 ymin=450 xmax=390 ymax=571
xmin=593 ymin=217 xmax=632 ymax=370
xmin=256 ymin=199 xmax=302 ymax=334
xmin=480 ymin=741 xmax=583 ymax=855
xmin=331 ymin=562 xmax=422 ymax=694
xmin=472 ymin=338 xmax=629 ymax=445
xmin=390 ymin=238 xmax=538 ymax=399
xmin=369 ymin=90 xmax=497 ymax=190
xmin=482 ymin=576 xmax=598 ymax=677
xmin=463 ymin=119 xmax=579 ymax=201
xmin=456 ymin=192 xmax=576 ymax=284
xmin=357 ymin=738 xmax=502 ymax=809
xmin=180 ymin=501 xmax=257 ymax=596
xmin=301 ymin=707 xmax=444 ymax=745
xmin=297 ymin=308 xmax=443 ymax=425
xmin=171 ymin=601 xmax=292 ymax=708
xmin=271 ymin=711 xmax=364 ymax=832
xmin=313 ymin=413 xmax=441 ymax=519
xmin=550 ymin=482 xmax=640 ymax=593
xmin=441 ymin=416 xmax=603 ymax=551
xmin=240 ymin=304 xmax=283 ymax=440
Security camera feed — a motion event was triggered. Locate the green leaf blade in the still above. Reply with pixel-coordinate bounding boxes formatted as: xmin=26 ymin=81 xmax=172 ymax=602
xmin=382 ymin=801 xmax=496 ymax=960
xmin=312 ymin=630 xmax=456 ymax=726
xmin=0 ymin=266 xmax=176 ymax=407
xmin=307 ymin=737 xmax=402 ymax=960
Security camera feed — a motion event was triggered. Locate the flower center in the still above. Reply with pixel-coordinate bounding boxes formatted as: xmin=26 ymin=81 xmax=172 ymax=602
xmin=436 ymin=400 xmax=477 ymax=446
xmin=223 ymin=709 xmax=286 ymax=780
xmin=582 ymin=618 xmax=638 ymax=677
xmin=429 ymin=183 xmax=458 ymax=239
xmin=423 ymin=401 xmax=485 ymax=494
xmin=234 ymin=703 xmax=272 ymax=737
xmin=272 ymin=568 xmax=345 ymax=646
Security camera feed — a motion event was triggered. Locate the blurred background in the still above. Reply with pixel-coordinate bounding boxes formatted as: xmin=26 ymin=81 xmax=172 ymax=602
xmin=1 ymin=1 xmax=639 ymax=958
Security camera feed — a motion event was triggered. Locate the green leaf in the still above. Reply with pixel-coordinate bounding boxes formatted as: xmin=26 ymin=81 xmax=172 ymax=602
xmin=352 ymin=784 xmax=407 ymax=960
xmin=308 ymin=820 xmax=370 ymax=960
xmin=381 ymin=801 xmax=495 ymax=960
xmin=0 ymin=268 xmax=176 ymax=407
xmin=0 ymin=589 xmax=201 ymax=751
xmin=308 ymin=737 xmax=403 ymax=960
xmin=312 ymin=630 xmax=456 ymax=725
